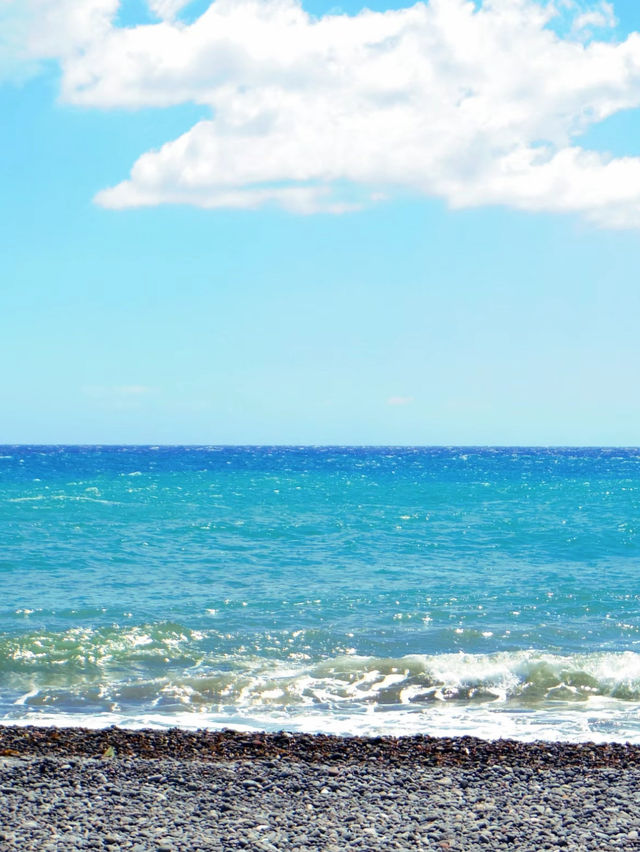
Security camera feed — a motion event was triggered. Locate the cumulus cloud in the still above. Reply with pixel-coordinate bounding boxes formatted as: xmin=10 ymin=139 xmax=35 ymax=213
xmin=5 ymin=0 xmax=640 ymax=226
xmin=1 ymin=0 xmax=117 ymax=63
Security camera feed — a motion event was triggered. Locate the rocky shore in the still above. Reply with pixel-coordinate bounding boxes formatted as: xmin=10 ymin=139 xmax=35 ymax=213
xmin=1 ymin=726 xmax=640 ymax=850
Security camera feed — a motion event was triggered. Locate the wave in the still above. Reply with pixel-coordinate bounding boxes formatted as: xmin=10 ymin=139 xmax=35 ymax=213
xmin=3 ymin=624 xmax=640 ymax=714
xmin=163 ymin=650 xmax=640 ymax=708
xmin=6 ymin=494 xmax=119 ymax=505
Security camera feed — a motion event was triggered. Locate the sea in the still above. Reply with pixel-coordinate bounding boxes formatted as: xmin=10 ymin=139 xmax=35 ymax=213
xmin=2 ymin=445 xmax=640 ymax=743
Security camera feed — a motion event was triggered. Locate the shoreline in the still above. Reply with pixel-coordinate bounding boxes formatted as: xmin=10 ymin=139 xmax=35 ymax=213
xmin=3 ymin=724 xmax=640 ymax=767
xmin=2 ymin=727 xmax=640 ymax=850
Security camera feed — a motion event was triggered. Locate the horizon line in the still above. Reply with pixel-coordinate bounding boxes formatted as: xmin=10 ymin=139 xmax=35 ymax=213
xmin=1 ymin=444 xmax=639 ymax=450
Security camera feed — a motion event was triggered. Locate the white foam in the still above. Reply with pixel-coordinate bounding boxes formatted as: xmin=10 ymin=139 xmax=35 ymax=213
xmin=5 ymin=695 xmax=640 ymax=743
xmin=14 ymin=689 xmax=40 ymax=707
xmin=6 ymin=649 xmax=640 ymax=743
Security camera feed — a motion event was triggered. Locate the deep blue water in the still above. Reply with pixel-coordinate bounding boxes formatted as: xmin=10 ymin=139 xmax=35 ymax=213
xmin=1 ymin=446 xmax=640 ymax=741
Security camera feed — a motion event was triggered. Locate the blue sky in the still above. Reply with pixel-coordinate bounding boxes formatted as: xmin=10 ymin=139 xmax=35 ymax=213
xmin=2 ymin=0 xmax=640 ymax=445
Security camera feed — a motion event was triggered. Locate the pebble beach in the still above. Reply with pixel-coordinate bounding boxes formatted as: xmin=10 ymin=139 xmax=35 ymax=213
xmin=2 ymin=727 xmax=640 ymax=851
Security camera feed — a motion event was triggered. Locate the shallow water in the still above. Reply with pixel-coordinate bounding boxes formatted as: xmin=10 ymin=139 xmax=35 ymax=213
xmin=2 ymin=445 xmax=640 ymax=741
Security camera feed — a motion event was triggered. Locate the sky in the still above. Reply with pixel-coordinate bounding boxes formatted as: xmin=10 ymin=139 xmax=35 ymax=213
xmin=2 ymin=0 xmax=640 ymax=445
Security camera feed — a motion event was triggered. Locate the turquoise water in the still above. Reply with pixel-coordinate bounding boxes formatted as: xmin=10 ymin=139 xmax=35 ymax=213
xmin=2 ymin=446 xmax=640 ymax=741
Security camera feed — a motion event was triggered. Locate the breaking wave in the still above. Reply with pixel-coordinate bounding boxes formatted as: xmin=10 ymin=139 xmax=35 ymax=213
xmin=4 ymin=623 xmax=640 ymax=740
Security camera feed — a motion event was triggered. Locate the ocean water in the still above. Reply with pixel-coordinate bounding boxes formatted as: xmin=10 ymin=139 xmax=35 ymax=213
xmin=1 ymin=446 xmax=640 ymax=742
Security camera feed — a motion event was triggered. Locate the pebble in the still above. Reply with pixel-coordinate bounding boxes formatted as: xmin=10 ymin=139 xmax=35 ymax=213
xmin=2 ymin=727 xmax=640 ymax=850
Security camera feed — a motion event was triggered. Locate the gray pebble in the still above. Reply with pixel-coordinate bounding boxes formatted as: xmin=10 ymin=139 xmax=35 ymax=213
xmin=3 ymin=754 xmax=640 ymax=851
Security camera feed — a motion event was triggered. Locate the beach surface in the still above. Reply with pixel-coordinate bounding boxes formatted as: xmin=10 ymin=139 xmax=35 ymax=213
xmin=1 ymin=727 xmax=640 ymax=851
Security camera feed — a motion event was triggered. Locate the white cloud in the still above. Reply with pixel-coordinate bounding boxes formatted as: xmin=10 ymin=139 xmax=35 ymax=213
xmin=387 ymin=396 xmax=414 ymax=406
xmin=147 ymin=0 xmax=193 ymax=20
xmin=5 ymin=0 xmax=640 ymax=226
xmin=571 ymin=2 xmax=616 ymax=35
xmin=1 ymin=0 xmax=118 ymax=64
